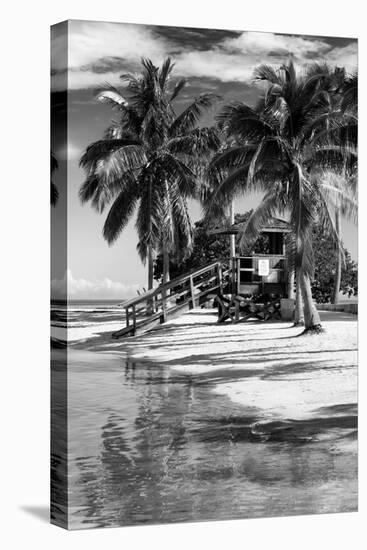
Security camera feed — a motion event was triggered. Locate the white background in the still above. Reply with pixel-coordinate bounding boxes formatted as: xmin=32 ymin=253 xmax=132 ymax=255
xmin=1 ymin=1 xmax=365 ymax=548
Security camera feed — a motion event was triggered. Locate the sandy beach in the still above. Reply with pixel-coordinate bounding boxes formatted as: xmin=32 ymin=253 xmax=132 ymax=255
xmin=79 ymin=308 xmax=357 ymax=425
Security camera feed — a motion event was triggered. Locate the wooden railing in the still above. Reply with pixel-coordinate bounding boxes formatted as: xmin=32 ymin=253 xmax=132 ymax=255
xmin=112 ymin=261 xmax=229 ymax=338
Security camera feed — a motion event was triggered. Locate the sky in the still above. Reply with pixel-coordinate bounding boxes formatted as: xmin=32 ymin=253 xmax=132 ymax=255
xmin=51 ymin=20 xmax=358 ymax=300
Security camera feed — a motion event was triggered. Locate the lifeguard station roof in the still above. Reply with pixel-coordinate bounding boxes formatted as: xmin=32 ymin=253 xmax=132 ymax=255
xmin=209 ymin=216 xmax=291 ymax=235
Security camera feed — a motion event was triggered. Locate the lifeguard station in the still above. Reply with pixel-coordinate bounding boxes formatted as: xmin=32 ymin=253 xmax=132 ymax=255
xmin=209 ymin=216 xmax=294 ymax=324
xmin=209 ymin=216 xmax=291 ymax=298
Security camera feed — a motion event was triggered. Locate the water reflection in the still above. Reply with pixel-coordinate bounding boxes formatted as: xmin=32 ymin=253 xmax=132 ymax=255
xmin=50 ymin=351 xmax=68 ymax=527
xmin=65 ymin=350 xmax=357 ymax=529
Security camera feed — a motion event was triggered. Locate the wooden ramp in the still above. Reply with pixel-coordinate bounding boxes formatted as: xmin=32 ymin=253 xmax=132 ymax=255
xmin=112 ymin=262 xmax=229 ymax=338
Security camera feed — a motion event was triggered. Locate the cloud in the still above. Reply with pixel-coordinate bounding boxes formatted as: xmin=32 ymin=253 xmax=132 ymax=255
xmin=321 ymin=42 xmax=358 ymax=72
xmin=174 ymin=32 xmax=357 ymax=82
xmin=51 ymin=22 xmax=357 ymax=91
xmin=52 ymin=20 xmax=168 ymax=90
xmin=51 ymin=269 xmax=142 ymax=300
xmin=222 ymin=31 xmax=330 ymax=57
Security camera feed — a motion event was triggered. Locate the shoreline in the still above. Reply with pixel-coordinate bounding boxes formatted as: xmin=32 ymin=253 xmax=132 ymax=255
xmin=58 ymin=307 xmax=358 ymax=428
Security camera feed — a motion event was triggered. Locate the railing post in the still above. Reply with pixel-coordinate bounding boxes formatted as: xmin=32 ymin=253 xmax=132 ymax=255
xmin=132 ymin=305 xmax=137 ymax=334
xmin=125 ymin=307 xmax=130 ymax=327
xmin=147 ymin=297 xmax=153 ymax=316
xmin=218 ymin=263 xmax=223 ymax=294
xmin=231 ymin=257 xmax=236 ymax=296
xmin=162 ymin=287 xmax=167 ymax=322
xmin=189 ymin=275 xmax=196 ymax=308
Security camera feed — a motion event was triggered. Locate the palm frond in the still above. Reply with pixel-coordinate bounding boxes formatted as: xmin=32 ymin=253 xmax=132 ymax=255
xmin=95 ymin=144 xmax=146 ymax=185
xmin=209 ymin=144 xmax=256 ymax=176
xmin=79 ymin=176 xmax=100 ymax=204
xmin=80 ymin=139 xmax=143 ymax=168
xmin=306 ymin=111 xmax=357 ymax=148
xmin=264 ymin=96 xmax=290 ymax=132
xmin=204 ymin=162 xmax=251 ymax=219
xmin=280 ymin=60 xmax=297 ymax=85
xmin=316 ymin=170 xmax=358 ymax=224
xmin=167 ymin=181 xmax=193 ymax=253
xmin=216 ymin=102 xmax=272 ymax=140
xmin=170 ymin=78 xmax=187 ymax=101
xmin=96 ymin=88 xmax=129 ymax=109
xmin=79 ymin=154 xmax=141 ymax=214
xmin=79 ymin=174 xmax=120 ymax=214
xmin=135 ymin=171 xmax=163 ymax=261
xmin=306 ymin=143 xmax=357 ymax=173
xmin=341 ymin=73 xmax=358 ymax=113
xmin=246 ymin=139 xmax=266 ymax=188
xmin=313 ymin=187 xmax=345 ymax=265
xmin=238 ymin=190 xmax=279 ymax=251
xmin=253 ymin=64 xmax=283 ymax=85
xmin=159 ymin=153 xmax=197 ymax=197
xmin=102 ymin=179 xmax=139 ymax=245
xmin=159 ymin=58 xmax=174 ymax=90
xmin=170 ymin=93 xmax=220 ymax=136
xmin=141 ymin=101 xmax=171 ymax=146
xmin=167 ymin=127 xmax=220 ymax=157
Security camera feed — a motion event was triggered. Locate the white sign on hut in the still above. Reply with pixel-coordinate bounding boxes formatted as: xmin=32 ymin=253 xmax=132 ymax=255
xmin=258 ymin=259 xmax=270 ymax=277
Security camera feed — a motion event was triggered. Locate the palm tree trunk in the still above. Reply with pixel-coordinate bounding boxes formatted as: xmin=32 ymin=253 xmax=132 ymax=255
xmin=146 ymin=177 xmax=154 ymax=314
xmin=162 ymin=247 xmax=170 ymax=285
xmin=147 ymin=245 xmax=154 ymax=314
xmin=229 ymin=200 xmax=236 ymax=259
xmin=299 ymin=268 xmax=323 ymax=333
xmin=161 ymin=246 xmax=170 ymax=319
xmin=148 ymin=246 xmax=154 ymax=290
xmin=287 ymin=267 xmax=295 ymax=299
xmin=332 ymin=209 xmax=342 ymax=305
xmin=294 ymin=270 xmax=304 ymax=326
xmin=229 ymin=200 xmax=236 ymax=295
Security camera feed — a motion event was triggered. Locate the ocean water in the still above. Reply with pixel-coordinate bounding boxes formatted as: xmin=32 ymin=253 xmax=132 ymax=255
xmin=51 ymin=300 xmax=126 ymax=342
xmin=51 ymin=303 xmax=358 ymax=529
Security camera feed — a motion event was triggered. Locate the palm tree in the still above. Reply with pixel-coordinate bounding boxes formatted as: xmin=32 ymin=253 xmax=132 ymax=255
xmin=341 ymin=72 xmax=358 ymax=114
xmin=315 ymin=169 xmax=357 ymax=304
xmin=51 ymin=152 xmax=59 ymax=206
xmin=331 ymin=71 xmax=357 ymax=304
xmin=80 ymin=58 xmax=219 ymax=292
xmin=304 ymin=66 xmax=357 ymax=304
xmin=206 ymin=60 xmax=356 ymax=332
